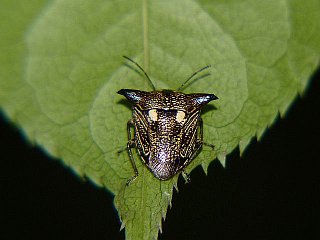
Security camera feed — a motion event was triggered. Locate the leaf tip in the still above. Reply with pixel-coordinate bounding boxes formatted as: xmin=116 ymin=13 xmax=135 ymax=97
xmin=217 ymin=153 xmax=226 ymax=167
xmin=173 ymin=182 xmax=179 ymax=193
xmin=163 ymin=190 xmax=172 ymax=209
xmin=239 ymin=137 xmax=251 ymax=156
xmin=119 ymin=220 xmax=126 ymax=231
xmin=201 ymin=161 xmax=209 ymax=175
xmin=158 ymin=222 xmax=163 ymax=234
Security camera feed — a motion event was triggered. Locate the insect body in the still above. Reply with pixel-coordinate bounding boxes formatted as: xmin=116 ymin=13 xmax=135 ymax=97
xmin=118 ymin=56 xmax=218 ymax=185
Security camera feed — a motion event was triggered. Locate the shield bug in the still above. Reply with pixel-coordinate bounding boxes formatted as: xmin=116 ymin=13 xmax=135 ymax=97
xmin=118 ymin=56 xmax=218 ymax=185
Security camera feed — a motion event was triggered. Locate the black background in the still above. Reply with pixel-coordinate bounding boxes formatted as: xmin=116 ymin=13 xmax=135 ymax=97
xmin=1 ymin=69 xmax=319 ymax=240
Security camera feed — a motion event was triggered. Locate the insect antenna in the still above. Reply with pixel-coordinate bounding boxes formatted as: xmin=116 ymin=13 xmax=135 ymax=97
xmin=177 ymin=65 xmax=211 ymax=91
xmin=123 ymin=56 xmax=156 ymax=91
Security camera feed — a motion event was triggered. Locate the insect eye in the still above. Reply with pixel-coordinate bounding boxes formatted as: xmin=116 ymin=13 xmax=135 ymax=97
xmin=148 ymin=109 xmax=158 ymax=121
xmin=176 ymin=110 xmax=186 ymax=123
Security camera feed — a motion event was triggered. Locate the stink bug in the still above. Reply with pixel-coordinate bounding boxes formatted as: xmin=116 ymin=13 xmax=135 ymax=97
xmin=118 ymin=56 xmax=218 ymax=185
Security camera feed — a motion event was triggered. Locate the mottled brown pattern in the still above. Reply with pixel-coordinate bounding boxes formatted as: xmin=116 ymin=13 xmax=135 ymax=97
xmin=118 ymin=89 xmax=218 ymax=182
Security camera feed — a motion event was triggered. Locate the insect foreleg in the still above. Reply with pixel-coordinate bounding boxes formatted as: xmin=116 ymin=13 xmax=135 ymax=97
xmin=126 ymin=119 xmax=139 ymax=185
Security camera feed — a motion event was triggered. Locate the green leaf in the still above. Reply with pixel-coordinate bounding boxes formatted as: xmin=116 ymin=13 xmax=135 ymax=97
xmin=1 ymin=0 xmax=319 ymax=239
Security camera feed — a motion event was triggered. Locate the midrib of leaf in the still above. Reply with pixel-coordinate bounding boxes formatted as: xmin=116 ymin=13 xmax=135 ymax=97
xmin=143 ymin=0 xmax=150 ymax=73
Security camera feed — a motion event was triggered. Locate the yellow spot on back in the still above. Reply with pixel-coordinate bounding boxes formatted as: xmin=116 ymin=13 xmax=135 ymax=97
xmin=148 ymin=109 xmax=158 ymax=121
xmin=176 ymin=110 xmax=186 ymax=123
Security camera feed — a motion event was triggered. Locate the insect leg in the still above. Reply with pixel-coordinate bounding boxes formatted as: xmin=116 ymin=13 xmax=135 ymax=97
xmin=117 ymin=119 xmax=136 ymax=154
xmin=181 ymin=136 xmax=203 ymax=183
xmin=180 ymin=119 xmax=204 ymax=183
xmin=199 ymin=118 xmax=214 ymax=150
xmin=117 ymin=146 xmax=127 ymax=154
xmin=126 ymin=119 xmax=139 ymax=185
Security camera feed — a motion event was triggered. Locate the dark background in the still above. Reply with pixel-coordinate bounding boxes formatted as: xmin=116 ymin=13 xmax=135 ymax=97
xmin=1 ymin=69 xmax=319 ymax=240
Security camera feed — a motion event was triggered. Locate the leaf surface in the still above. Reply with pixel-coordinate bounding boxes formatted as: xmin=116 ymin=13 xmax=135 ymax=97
xmin=0 ymin=0 xmax=319 ymax=239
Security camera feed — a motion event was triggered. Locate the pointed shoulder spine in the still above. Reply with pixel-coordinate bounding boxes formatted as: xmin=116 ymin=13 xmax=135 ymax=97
xmin=117 ymin=89 xmax=148 ymax=104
